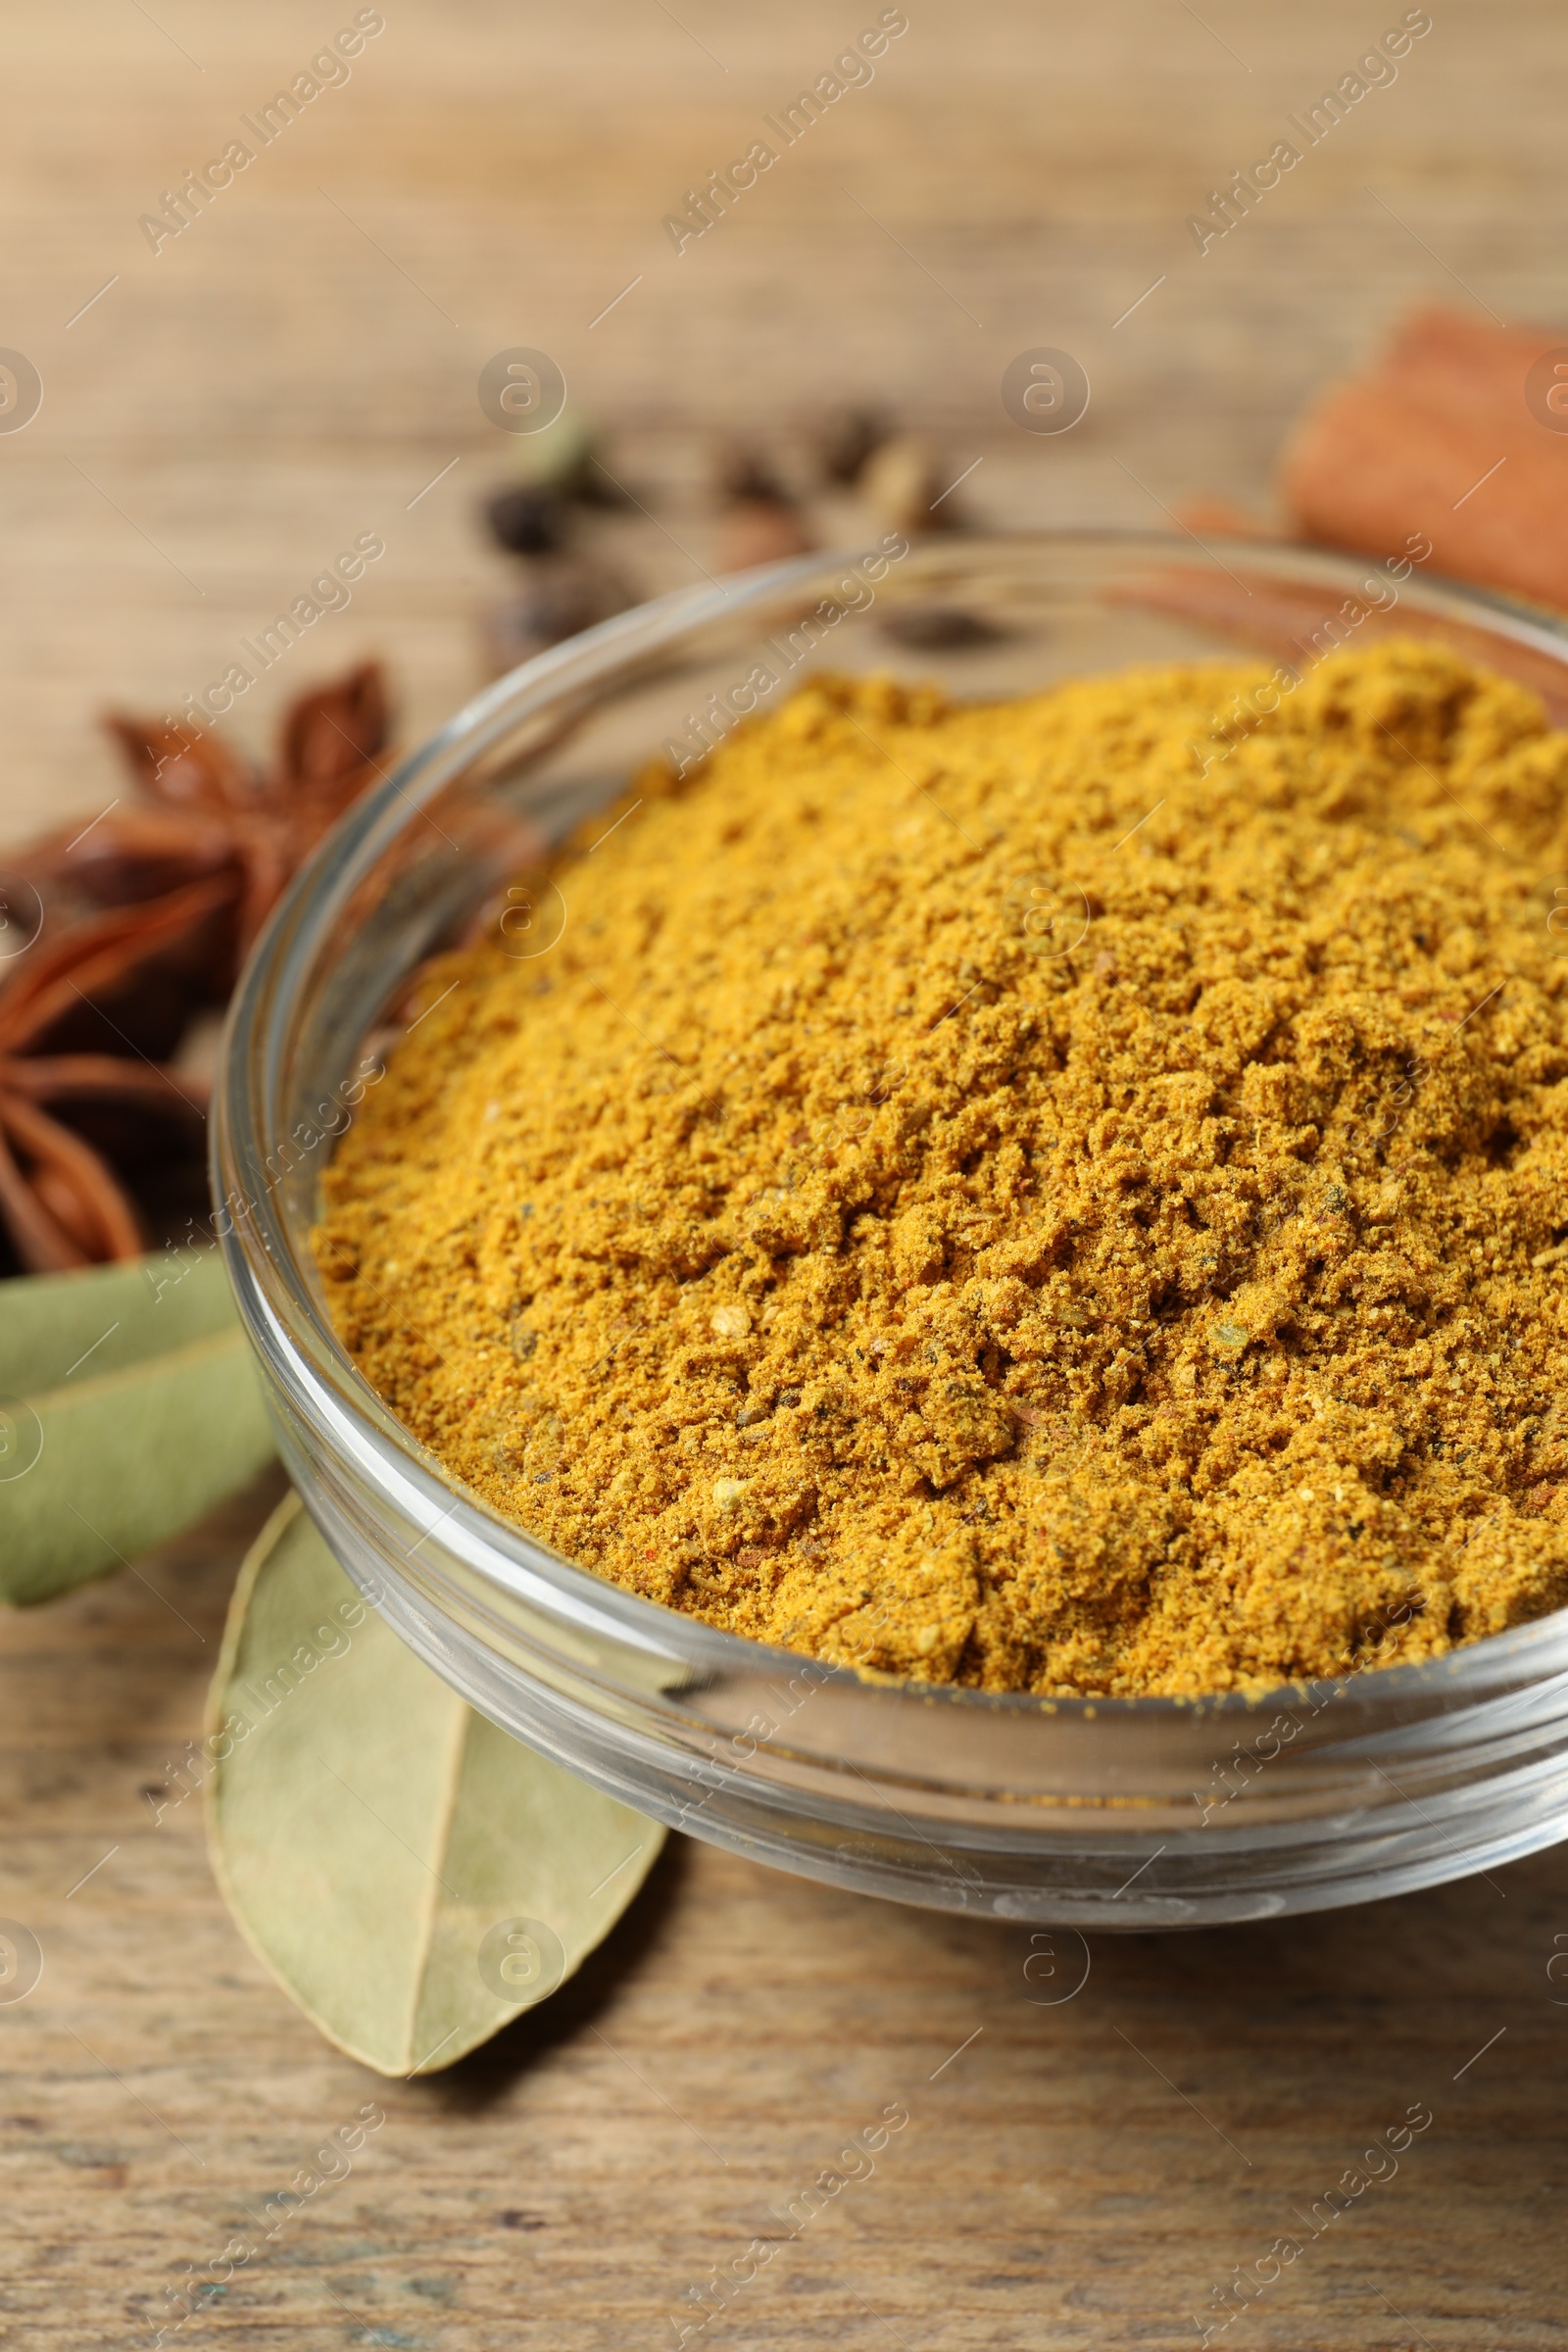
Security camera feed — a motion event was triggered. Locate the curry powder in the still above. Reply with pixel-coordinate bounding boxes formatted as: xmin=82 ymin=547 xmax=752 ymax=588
xmin=315 ymin=644 xmax=1568 ymax=1696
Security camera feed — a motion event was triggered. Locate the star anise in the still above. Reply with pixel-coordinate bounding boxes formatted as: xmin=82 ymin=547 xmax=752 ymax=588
xmin=0 ymin=662 xmax=391 ymax=1276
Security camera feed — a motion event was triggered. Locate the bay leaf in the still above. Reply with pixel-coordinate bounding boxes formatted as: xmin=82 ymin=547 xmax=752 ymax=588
xmin=206 ymin=1492 xmax=664 ymax=2076
xmin=0 ymin=1242 xmax=237 ymax=1395
xmin=0 ymin=1249 xmax=276 ymax=1607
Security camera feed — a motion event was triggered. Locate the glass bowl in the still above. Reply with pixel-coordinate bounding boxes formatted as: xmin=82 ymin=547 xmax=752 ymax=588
xmin=215 ymin=530 xmax=1568 ymax=1928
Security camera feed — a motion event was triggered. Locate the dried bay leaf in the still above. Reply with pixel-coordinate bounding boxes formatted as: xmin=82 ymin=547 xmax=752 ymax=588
xmin=206 ymin=1493 xmax=664 ymax=2075
xmin=0 ymin=1244 xmax=235 ymax=1392
xmin=0 ymin=1249 xmax=276 ymax=1606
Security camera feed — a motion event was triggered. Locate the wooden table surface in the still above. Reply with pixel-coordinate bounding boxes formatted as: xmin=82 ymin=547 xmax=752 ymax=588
xmin=3 ymin=4 xmax=1568 ymax=2344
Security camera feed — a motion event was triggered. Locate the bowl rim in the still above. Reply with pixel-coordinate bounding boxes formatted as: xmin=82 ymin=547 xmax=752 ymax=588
xmin=215 ymin=524 xmax=1568 ymax=1729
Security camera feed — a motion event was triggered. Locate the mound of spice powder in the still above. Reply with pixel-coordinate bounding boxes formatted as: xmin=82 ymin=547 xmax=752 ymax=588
xmin=316 ymin=643 xmax=1568 ymax=1697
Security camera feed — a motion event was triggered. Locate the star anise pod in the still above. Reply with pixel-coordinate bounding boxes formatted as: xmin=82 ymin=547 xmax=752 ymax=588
xmin=0 ymin=662 xmax=390 ymax=1276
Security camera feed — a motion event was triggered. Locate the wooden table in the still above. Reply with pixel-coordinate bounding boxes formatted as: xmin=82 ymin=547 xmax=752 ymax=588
xmin=3 ymin=3 xmax=1567 ymax=2342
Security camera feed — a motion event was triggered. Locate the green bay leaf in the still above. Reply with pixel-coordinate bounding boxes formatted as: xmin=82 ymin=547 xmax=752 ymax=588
xmin=0 ymin=1250 xmax=276 ymax=1607
xmin=0 ymin=1245 xmax=238 ymax=1395
xmin=206 ymin=1493 xmax=664 ymax=2076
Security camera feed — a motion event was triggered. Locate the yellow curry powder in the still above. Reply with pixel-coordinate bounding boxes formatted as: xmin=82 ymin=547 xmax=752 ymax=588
xmin=316 ymin=643 xmax=1568 ymax=1697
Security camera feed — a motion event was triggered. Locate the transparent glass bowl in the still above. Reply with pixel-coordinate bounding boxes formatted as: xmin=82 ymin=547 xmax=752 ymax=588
xmin=216 ymin=530 xmax=1568 ymax=1927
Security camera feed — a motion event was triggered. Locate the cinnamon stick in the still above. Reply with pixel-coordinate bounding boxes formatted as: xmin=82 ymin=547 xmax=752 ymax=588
xmin=1282 ymin=306 xmax=1568 ymax=612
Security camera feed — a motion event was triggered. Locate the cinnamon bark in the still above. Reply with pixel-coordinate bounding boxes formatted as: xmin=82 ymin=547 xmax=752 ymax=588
xmin=1282 ymin=306 xmax=1568 ymax=611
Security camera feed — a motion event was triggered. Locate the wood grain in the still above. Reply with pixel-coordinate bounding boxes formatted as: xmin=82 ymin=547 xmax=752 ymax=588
xmin=2 ymin=1476 xmax=1566 ymax=2348
xmin=1 ymin=0 xmax=1564 ymax=851
xmin=3 ymin=3 xmax=1568 ymax=2343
